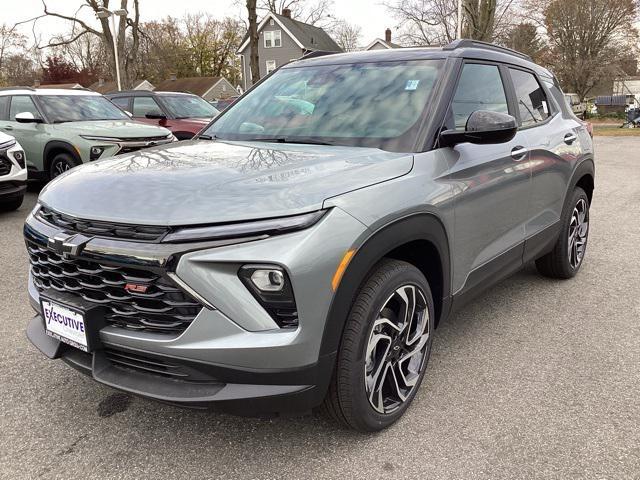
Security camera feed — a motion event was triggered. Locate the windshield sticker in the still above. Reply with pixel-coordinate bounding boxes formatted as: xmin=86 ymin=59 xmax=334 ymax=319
xmin=405 ymin=80 xmax=420 ymax=91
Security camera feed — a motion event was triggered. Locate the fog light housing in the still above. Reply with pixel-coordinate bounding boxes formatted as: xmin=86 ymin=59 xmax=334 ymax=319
xmin=12 ymin=150 xmax=25 ymax=168
xmin=90 ymin=146 xmax=106 ymax=161
xmin=250 ymin=269 xmax=285 ymax=292
xmin=239 ymin=265 xmax=298 ymax=328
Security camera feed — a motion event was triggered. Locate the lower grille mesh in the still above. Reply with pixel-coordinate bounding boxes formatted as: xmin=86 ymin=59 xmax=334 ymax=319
xmin=28 ymin=242 xmax=202 ymax=334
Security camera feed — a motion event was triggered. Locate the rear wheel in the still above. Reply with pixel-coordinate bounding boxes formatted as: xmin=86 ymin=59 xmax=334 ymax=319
xmin=536 ymin=186 xmax=590 ymax=278
xmin=323 ymin=259 xmax=434 ymax=431
xmin=49 ymin=152 xmax=81 ymax=180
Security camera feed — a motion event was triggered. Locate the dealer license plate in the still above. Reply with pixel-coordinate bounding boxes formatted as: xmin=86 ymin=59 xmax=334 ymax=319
xmin=41 ymin=299 xmax=89 ymax=352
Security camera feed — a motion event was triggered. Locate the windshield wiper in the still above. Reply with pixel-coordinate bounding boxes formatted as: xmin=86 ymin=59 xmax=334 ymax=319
xmin=246 ymin=137 xmax=334 ymax=146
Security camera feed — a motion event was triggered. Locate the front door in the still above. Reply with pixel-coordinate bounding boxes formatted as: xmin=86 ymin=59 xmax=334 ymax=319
xmin=443 ymin=62 xmax=532 ymax=294
xmin=2 ymin=95 xmax=48 ymax=172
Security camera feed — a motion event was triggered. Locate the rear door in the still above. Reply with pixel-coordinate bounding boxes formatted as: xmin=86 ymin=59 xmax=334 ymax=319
xmin=444 ymin=61 xmax=532 ymax=294
xmin=507 ymin=67 xmax=582 ymax=255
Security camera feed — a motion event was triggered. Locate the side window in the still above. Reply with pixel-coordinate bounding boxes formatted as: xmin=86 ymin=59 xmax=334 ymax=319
xmin=132 ymin=97 xmax=162 ymax=117
xmin=0 ymin=96 xmax=9 ymax=120
xmin=509 ymin=68 xmax=550 ymax=128
xmin=9 ymin=95 xmax=42 ymax=120
xmin=451 ymin=64 xmax=508 ymax=130
xmin=110 ymin=97 xmax=131 ymax=111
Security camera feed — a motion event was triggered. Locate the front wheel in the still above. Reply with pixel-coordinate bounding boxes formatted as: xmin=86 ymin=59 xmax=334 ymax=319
xmin=49 ymin=152 xmax=81 ymax=180
xmin=536 ymin=186 xmax=590 ymax=278
xmin=323 ymin=259 xmax=435 ymax=431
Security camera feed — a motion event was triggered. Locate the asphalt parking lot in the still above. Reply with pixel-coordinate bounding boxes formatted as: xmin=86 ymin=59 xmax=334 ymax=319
xmin=1 ymin=136 xmax=639 ymax=479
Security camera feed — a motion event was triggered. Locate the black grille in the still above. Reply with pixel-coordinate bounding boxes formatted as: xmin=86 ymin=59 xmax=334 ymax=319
xmin=28 ymin=242 xmax=202 ymax=334
xmin=36 ymin=206 xmax=169 ymax=242
xmin=0 ymin=157 xmax=11 ymax=176
xmin=104 ymin=348 xmax=190 ymax=379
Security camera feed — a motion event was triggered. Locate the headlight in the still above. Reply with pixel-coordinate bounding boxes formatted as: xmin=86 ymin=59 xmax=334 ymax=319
xmin=161 ymin=210 xmax=326 ymax=243
xmin=80 ymin=135 xmax=121 ymax=142
xmin=238 ymin=264 xmax=298 ymax=328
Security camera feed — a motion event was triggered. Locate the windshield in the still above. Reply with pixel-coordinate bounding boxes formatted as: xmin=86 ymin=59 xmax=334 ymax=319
xmin=38 ymin=95 xmax=130 ymax=123
xmin=162 ymin=95 xmax=220 ymax=119
xmin=203 ymin=60 xmax=443 ymax=151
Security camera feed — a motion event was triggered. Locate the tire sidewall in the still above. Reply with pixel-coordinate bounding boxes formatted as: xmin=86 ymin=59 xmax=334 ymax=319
xmin=343 ymin=262 xmax=435 ymax=431
xmin=49 ymin=153 xmax=79 ymax=180
xmin=559 ymin=187 xmax=590 ymax=277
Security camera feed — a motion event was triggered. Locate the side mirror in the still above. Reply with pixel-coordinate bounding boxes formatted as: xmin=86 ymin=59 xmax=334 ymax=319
xmin=439 ymin=110 xmax=517 ymax=147
xmin=15 ymin=112 xmax=43 ymax=124
xmin=145 ymin=111 xmax=167 ymax=120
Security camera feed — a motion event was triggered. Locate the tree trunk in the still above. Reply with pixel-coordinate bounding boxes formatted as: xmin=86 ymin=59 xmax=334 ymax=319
xmin=463 ymin=0 xmax=496 ymax=41
xmin=247 ymin=0 xmax=260 ymax=86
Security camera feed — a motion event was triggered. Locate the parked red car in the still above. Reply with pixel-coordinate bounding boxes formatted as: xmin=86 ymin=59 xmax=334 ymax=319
xmin=106 ymin=91 xmax=220 ymax=140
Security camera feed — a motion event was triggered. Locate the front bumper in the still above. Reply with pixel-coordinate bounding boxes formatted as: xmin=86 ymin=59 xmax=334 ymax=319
xmin=26 ymin=315 xmax=333 ymax=414
xmin=24 ymin=206 xmax=366 ymax=413
xmin=0 ymin=142 xmax=28 ymax=198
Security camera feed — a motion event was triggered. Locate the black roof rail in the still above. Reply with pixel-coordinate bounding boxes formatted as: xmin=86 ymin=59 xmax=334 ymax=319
xmin=0 ymin=86 xmax=36 ymax=92
xmin=301 ymin=50 xmax=339 ymax=60
xmin=443 ymin=39 xmax=532 ymax=61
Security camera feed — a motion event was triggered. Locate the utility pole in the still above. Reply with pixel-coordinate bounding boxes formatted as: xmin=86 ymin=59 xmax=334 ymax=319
xmin=457 ymin=0 xmax=463 ymax=39
xmin=96 ymin=7 xmax=128 ymax=91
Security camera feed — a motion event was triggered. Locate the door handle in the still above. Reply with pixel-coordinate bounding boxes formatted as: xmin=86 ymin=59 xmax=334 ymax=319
xmin=564 ymin=133 xmax=577 ymax=144
xmin=511 ymin=146 xmax=527 ymax=160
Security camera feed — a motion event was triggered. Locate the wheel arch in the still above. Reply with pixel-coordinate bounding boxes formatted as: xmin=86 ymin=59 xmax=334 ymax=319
xmin=319 ymin=213 xmax=451 ymax=357
xmin=43 ymin=140 xmax=82 ymax=174
xmin=567 ymin=158 xmax=595 ymax=205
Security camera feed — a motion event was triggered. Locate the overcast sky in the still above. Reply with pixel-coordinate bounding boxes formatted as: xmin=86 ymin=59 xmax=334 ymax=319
xmin=6 ymin=0 xmax=393 ymax=48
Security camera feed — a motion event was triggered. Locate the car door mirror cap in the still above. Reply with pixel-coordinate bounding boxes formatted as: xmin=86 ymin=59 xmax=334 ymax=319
xmin=439 ymin=110 xmax=517 ymax=147
xmin=15 ymin=112 xmax=43 ymax=124
xmin=145 ymin=112 xmax=167 ymax=120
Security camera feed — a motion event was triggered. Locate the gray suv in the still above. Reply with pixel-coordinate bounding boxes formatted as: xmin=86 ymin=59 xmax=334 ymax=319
xmin=25 ymin=40 xmax=594 ymax=432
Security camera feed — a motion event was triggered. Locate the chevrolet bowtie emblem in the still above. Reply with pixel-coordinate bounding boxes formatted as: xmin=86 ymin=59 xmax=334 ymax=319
xmin=47 ymin=233 xmax=90 ymax=258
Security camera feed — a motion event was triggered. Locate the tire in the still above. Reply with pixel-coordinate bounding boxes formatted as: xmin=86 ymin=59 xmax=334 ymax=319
xmin=49 ymin=152 xmax=81 ymax=180
xmin=536 ymin=186 xmax=590 ymax=279
xmin=323 ymin=259 xmax=435 ymax=432
xmin=0 ymin=193 xmax=24 ymax=212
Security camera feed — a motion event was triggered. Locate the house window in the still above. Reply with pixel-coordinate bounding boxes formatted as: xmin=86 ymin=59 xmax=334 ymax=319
xmin=264 ymin=30 xmax=282 ymax=48
xmin=266 ymin=60 xmax=277 ymax=74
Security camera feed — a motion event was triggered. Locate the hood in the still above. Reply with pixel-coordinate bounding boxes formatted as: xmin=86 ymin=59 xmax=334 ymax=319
xmin=39 ymin=140 xmax=413 ymax=226
xmin=54 ymin=120 xmax=171 ymax=138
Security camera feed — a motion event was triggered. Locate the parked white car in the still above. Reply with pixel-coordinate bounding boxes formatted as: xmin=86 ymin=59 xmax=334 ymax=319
xmin=0 ymin=131 xmax=27 ymax=211
xmin=564 ymin=93 xmax=586 ymax=119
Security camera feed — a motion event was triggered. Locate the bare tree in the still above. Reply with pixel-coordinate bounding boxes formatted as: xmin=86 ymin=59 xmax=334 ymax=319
xmin=329 ymin=19 xmax=362 ymax=52
xmin=259 ymin=0 xmax=334 ymax=26
xmin=526 ymin=0 xmax=638 ymax=100
xmin=384 ymin=0 xmax=516 ymax=45
xmin=499 ymin=22 xmax=544 ymax=61
xmin=0 ymin=23 xmax=27 ymax=83
xmin=28 ymin=0 xmax=143 ymax=89
xmin=462 ymin=0 xmax=496 ymax=41
xmin=50 ymin=26 xmax=109 ymax=76
xmin=247 ymin=0 xmax=260 ymax=85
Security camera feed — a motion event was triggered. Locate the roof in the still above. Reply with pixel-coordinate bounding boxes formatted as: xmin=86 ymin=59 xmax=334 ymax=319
xmin=36 ymin=83 xmax=84 ymax=89
xmin=238 ymin=12 xmax=341 ymax=53
xmin=288 ymin=41 xmax=552 ymax=79
xmin=89 ymin=79 xmax=150 ymax=94
xmin=0 ymin=87 xmax=100 ymax=96
xmin=107 ymin=90 xmax=196 ymax=98
xmin=153 ymin=76 xmax=227 ymax=96
xmin=364 ymin=38 xmax=402 ymax=50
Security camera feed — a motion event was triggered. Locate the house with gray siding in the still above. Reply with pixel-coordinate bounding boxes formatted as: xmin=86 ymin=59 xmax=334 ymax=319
xmin=154 ymin=75 xmax=237 ymax=102
xmin=237 ymin=9 xmax=342 ymax=91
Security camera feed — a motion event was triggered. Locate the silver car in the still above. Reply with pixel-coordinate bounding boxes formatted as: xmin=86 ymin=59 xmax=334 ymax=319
xmin=25 ymin=40 xmax=594 ymax=431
